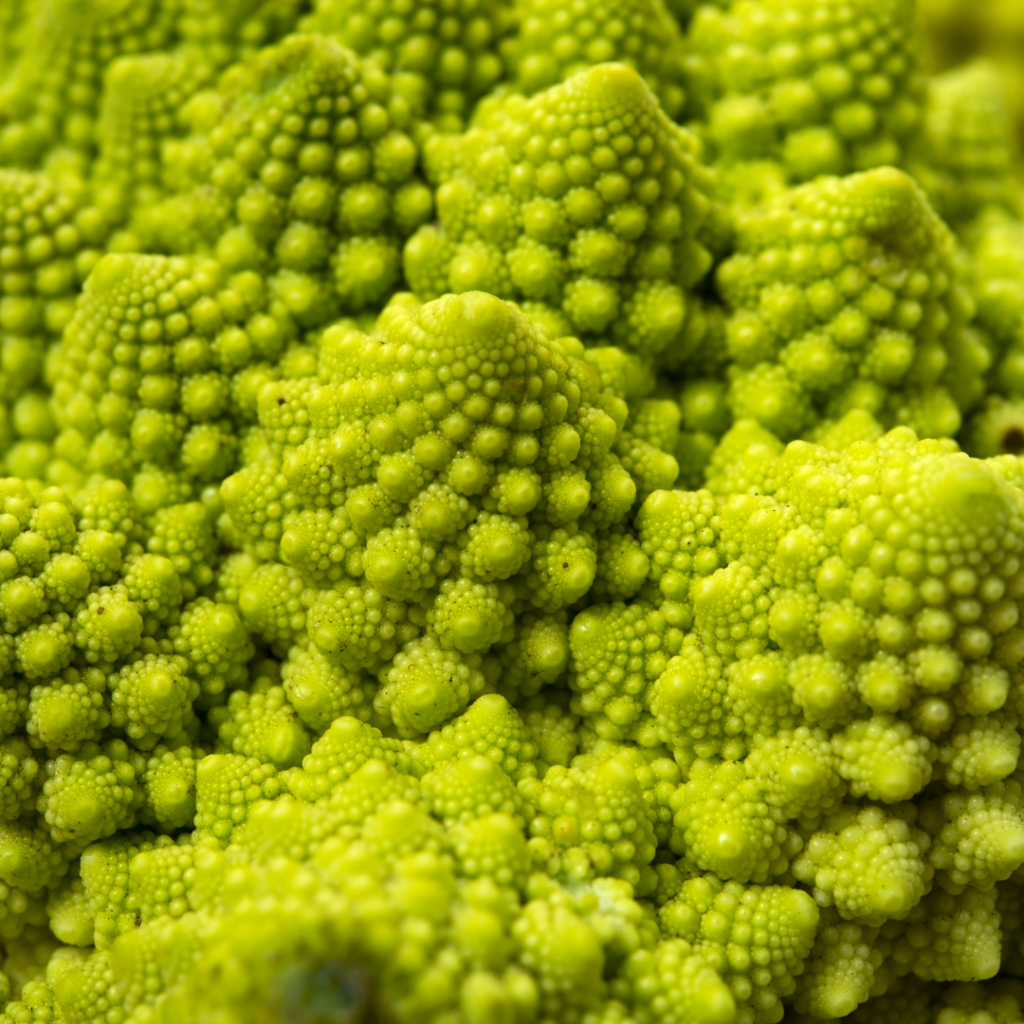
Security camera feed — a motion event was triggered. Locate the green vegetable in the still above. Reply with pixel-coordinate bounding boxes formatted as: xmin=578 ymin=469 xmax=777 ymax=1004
xmin=1 ymin=0 xmax=1024 ymax=1022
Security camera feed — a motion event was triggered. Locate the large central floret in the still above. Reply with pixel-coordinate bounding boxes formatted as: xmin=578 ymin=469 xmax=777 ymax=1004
xmin=223 ymin=291 xmax=674 ymax=733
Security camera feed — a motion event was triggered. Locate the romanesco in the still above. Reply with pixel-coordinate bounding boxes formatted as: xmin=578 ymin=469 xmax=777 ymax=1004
xmin=0 ymin=1 xmax=1020 ymax=1022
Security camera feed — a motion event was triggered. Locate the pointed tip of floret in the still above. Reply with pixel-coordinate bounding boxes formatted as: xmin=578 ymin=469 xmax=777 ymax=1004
xmin=846 ymin=166 xmax=927 ymax=231
xmin=568 ymin=606 xmax=606 ymax=659
xmin=569 ymin=63 xmax=658 ymax=116
xmin=782 ymin=886 xmax=821 ymax=931
xmin=87 ymin=253 xmax=139 ymax=294
xmin=816 ymin=980 xmax=863 ymax=1020
xmin=453 ymin=290 xmax=516 ymax=330
xmin=990 ymin=825 xmax=1024 ymax=872
xmin=706 ymin=821 xmax=752 ymax=869
xmin=415 ymin=291 xmax=528 ymax=349
xmin=969 ymin=946 xmax=1003 ymax=982
xmin=872 ymin=762 xmax=922 ymax=803
xmin=979 ymin=746 xmax=1021 ymax=785
xmin=778 ymin=751 xmax=827 ymax=794
xmin=471 ymin=692 xmax=514 ymax=716
xmin=944 ymin=455 xmax=1010 ymax=502
xmin=904 ymin=452 xmax=1014 ymax=532
xmin=872 ymin=877 xmax=917 ymax=917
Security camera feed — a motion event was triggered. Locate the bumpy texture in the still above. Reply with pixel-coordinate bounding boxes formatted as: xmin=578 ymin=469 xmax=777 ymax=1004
xmin=222 ymin=290 xmax=665 ymax=737
xmin=1 ymin=1 xmax=1024 ymax=1023
xmin=0 ymin=0 xmax=309 ymax=172
xmin=51 ymin=253 xmax=297 ymax=492
xmin=0 ymin=0 xmax=180 ymax=169
xmin=686 ymin=0 xmax=926 ymax=194
xmin=714 ymin=168 xmax=980 ymax=442
xmin=404 ymin=63 xmax=713 ymax=365
xmin=301 ymin=0 xmax=515 ymax=130
xmin=0 ymin=170 xmax=108 ymax=482
xmin=505 ymin=0 xmax=691 ymax=120
xmin=129 ymin=33 xmax=435 ymax=317
xmin=961 ymin=209 xmax=1024 ymax=458
xmin=908 ymin=61 xmax=1022 ymax=227
xmin=618 ymin=422 xmax=1024 ymax=1015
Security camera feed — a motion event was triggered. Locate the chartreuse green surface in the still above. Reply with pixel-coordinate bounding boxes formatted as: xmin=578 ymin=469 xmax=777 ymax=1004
xmin=0 ymin=0 xmax=1023 ymax=1023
